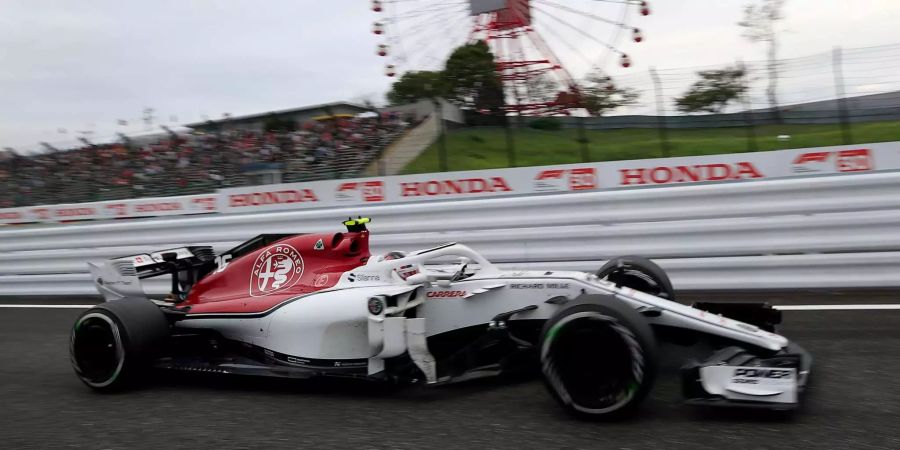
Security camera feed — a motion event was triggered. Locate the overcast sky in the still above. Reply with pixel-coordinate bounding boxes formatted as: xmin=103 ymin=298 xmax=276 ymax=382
xmin=2 ymin=0 xmax=899 ymax=151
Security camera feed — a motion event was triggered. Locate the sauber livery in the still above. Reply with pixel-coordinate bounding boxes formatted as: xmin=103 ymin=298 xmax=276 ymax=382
xmin=71 ymin=217 xmax=812 ymax=419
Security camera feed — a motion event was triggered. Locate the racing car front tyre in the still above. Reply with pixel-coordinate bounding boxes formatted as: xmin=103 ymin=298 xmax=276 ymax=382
xmin=597 ymin=255 xmax=675 ymax=302
xmin=70 ymin=298 xmax=169 ymax=391
xmin=540 ymin=295 xmax=658 ymax=420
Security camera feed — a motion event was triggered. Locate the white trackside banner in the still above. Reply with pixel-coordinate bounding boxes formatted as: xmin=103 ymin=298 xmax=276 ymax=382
xmin=216 ymin=141 xmax=900 ymax=213
xmin=0 ymin=194 xmax=219 ymax=224
xmin=3 ymin=141 xmax=899 ymax=224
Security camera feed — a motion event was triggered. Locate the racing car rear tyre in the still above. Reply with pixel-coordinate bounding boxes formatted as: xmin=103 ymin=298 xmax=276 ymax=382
xmin=597 ymin=255 xmax=675 ymax=302
xmin=70 ymin=298 xmax=169 ymax=391
xmin=540 ymin=295 xmax=657 ymax=419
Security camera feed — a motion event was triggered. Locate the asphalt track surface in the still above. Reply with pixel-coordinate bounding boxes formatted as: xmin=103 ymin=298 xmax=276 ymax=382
xmin=2 ymin=292 xmax=899 ymax=449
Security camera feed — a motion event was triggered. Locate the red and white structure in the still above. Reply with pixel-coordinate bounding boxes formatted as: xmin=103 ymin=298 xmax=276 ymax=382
xmin=373 ymin=0 xmax=651 ymax=115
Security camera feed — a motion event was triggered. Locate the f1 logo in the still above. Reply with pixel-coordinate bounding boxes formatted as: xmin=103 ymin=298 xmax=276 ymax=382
xmin=835 ymin=149 xmax=872 ymax=172
xmin=191 ymin=197 xmax=217 ymax=211
xmin=567 ymin=168 xmax=597 ymax=190
xmin=792 ymin=149 xmax=872 ymax=173
xmin=336 ymin=181 xmax=385 ymax=202
xmin=31 ymin=208 xmax=50 ymax=220
xmin=105 ymin=203 xmax=128 ymax=216
xmin=534 ymin=168 xmax=597 ymax=191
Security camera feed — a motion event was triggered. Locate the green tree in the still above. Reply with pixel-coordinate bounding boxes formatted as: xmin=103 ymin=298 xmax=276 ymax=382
xmin=442 ymin=41 xmax=504 ymax=111
xmin=579 ymin=70 xmax=640 ymax=116
xmin=524 ymin=74 xmax=560 ymax=105
xmin=386 ymin=70 xmax=444 ymax=106
xmin=675 ymin=67 xmax=747 ymax=114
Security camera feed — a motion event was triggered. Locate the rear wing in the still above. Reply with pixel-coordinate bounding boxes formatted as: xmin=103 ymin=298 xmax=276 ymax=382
xmin=115 ymin=246 xmax=216 ymax=279
xmin=89 ymin=246 xmax=216 ymax=302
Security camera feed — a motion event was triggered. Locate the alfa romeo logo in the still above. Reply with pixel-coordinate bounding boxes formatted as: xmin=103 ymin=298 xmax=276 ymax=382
xmin=368 ymin=297 xmax=384 ymax=315
xmin=249 ymin=244 xmax=304 ymax=297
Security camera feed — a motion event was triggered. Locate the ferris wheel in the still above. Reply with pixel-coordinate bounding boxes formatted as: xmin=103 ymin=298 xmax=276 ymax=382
xmin=371 ymin=0 xmax=651 ymax=115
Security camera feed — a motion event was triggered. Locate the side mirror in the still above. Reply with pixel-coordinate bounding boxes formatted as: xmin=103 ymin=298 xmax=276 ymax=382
xmin=450 ymin=257 xmax=471 ymax=282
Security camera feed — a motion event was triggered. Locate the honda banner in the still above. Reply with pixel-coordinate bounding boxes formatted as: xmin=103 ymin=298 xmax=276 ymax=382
xmin=3 ymin=141 xmax=900 ymax=224
xmin=0 ymin=194 xmax=218 ymax=225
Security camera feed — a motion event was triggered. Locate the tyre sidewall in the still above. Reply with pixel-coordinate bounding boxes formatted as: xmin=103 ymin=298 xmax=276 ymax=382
xmin=597 ymin=255 xmax=675 ymax=302
xmin=70 ymin=299 xmax=168 ymax=391
xmin=540 ymin=295 xmax=657 ymax=419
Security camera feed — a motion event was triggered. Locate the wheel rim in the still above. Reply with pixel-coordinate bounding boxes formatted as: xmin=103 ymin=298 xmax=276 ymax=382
xmin=542 ymin=312 xmax=645 ymax=414
xmin=71 ymin=313 xmax=125 ymax=388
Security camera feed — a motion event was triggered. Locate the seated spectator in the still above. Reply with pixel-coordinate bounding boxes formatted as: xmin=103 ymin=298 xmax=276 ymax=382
xmin=0 ymin=112 xmax=410 ymax=207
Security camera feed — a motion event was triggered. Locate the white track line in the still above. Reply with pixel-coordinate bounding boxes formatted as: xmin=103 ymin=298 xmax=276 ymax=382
xmin=774 ymin=304 xmax=900 ymax=311
xmin=1 ymin=304 xmax=900 ymax=310
xmin=0 ymin=304 xmax=97 ymax=309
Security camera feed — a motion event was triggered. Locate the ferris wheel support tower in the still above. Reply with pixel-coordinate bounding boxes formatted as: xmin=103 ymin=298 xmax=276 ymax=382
xmin=373 ymin=0 xmax=650 ymax=116
xmin=475 ymin=0 xmax=578 ymax=115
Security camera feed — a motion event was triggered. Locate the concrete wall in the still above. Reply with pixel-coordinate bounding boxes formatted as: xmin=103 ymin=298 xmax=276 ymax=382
xmin=380 ymin=98 xmax=464 ymax=124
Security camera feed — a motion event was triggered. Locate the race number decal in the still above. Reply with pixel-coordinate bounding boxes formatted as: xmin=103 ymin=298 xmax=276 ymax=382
xmin=214 ymin=254 xmax=232 ymax=273
xmin=249 ymin=244 xmax=304 ymax=297
xmin=313 ymin=274 xmax=329 ymax=287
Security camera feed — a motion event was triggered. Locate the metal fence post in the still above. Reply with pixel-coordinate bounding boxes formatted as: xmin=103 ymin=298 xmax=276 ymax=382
xmin=832 ymin=46 xmax=853 ymax=145
xmin=578 ymin=115 xmax=590 ymax=162
xmin=434 ymin=98 xmax=448 ymax=172
xmin=505 ymin=114 xmax=517 ymax=168
xmin=649 ymin=67 xmax=671 ymax=157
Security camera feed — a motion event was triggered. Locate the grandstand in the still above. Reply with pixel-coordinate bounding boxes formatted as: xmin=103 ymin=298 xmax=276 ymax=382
xmin=184 ymin=101 xmax=370 ymax=134
xmin=0 ymin=103 xmax=418 ymax=208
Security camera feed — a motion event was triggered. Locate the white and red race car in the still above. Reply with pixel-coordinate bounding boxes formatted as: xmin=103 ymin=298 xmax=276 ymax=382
xmin=71 ymin=218 xmax=811 ymax=419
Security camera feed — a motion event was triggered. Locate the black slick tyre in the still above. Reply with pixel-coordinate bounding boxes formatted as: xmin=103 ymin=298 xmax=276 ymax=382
xmin=70 ymin=298 xmax=169 ymax=391
xmin=540 ymin=294 xmax=657 ymax=419
xmin=597 ymin=255 xmax=675 ymax=301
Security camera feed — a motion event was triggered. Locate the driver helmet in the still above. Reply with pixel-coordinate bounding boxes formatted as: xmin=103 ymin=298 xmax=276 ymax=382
xmin=380 ymin=251 xmax=418 ymax=280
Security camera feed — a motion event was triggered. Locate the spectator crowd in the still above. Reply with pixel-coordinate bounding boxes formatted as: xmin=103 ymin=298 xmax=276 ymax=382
xmin=0 ymin=113 xmax=411 ymax=208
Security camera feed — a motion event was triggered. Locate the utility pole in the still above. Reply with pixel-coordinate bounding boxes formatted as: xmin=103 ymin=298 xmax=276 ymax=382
xmin=832 ymin=46 xmax=853 ymax=145
xmin=649 ymin=67 xmax=671 ymax=157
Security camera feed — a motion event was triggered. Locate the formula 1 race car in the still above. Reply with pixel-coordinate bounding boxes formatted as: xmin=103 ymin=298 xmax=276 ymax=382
xmin=71 ymin=218 xmax=811 ymax=419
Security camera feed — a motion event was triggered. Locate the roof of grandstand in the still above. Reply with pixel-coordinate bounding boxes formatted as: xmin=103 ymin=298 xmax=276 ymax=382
xmin=184 ymin=101 xmax=370 ymax=131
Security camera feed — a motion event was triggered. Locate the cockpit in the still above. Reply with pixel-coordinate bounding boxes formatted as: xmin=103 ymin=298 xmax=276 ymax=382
xmin=372 ymin=244 xmax=482 ymax=285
